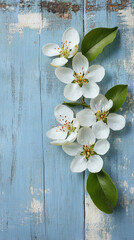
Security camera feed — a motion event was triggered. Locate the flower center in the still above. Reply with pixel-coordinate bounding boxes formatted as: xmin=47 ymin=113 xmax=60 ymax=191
xmin=58 ymin=41 xmax=72 ymax=58
xmin=64 ymin=120 xmax=76 ymax=136
xmin=95 ymin=110 xmax=109 ymax=123
xmin=72 ymin=71 xmax=89 ymax=87
xmin=80 ymin=144 xmax=95 ymax=160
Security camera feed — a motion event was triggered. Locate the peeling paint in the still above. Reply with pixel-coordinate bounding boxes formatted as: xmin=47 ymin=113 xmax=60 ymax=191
xmin=41 ymin=1 xmax=80 ymax=19
xmin=39 ymin=188 xmax=50 ymax=194
xmin=30 ymin=186 xmax=50 ymax=196
xmin=120 ymin=194 xmax=129 ymax=215
xmin=30 ymin=198 xmax=43 ymax=214
xmin=85 ymin=194 xmax=112 ymax=240
xmin=116 ymin=138 xmax=122 ymax=142
xmin=86 ymin=0 xmax=101 ymax=12
xmin=8 ymin=13 xmax=49 ymax=43
xmin=0 ymin=3 xmax=8 ymax=9
xmin=129 ymin=187 xmax=134 ymax=194
xmin=0 ymin=3 xmax=15 ymax=11
xmin=118 ymin=7 xmax=134 ymax=77
xmin=30 ymin=186 xmax=34 ymax=195
xmin=86 ymin=0 xmax=130 ymax=12
xmin=25 ymin=198 xmax=43 ymax=223
xmin=132 ymin=172 xmax=134 ymax=177
xmin=106 ymin=0 xmax=129 ymax=12
xmin=118 ymin=7 xmax=134 ymax=28
xmin=122 ymin=180 xmax=128 ymax=190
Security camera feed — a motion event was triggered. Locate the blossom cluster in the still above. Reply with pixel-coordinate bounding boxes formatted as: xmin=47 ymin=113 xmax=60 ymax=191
xmin=43 ymin=27 xmax=125 ymax=174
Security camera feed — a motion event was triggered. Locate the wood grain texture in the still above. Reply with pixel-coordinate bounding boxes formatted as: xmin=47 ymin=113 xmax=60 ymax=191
xmin=0 ymin=0 xmax=133 ymax=239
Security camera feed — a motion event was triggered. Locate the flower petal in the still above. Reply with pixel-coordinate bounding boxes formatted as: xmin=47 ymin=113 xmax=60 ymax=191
xmin=76 ymin=109 xmax=96 ymax=127
xmin=42 ymin=43 xmax=60 ymax=57
xmin=82 ymin=82 xmax=100 ymax=99
xmin=90 ymin=94 xmax=113 ymax=113
xmin=107 ymin=113 xmax=126 ymax=130
xmin=46 ymin=126 xmax=67 ymax=140
xmin=62 ymin=27 xmax=80 ymax=49
xmin=54 ymin=104 xmax=74 ymax=124
xmin=62 ymin=143 xmax=82 ymax=156
xmin=55 ymin=67 xmax=74 ymax=84
xmin=77 ymin=127 xmax=95 ymax=146
xmin=68 ymin=45 xmax=79 ymax=58
xmin=85 ymin=65 xmax=105 ymax=82
xmin=51 ymin=132 xmax=77 ymax=146
xmin=64 ymin=83 xmax=82 ymax=101
xmin=50 ymin=57 xmax=68 ymax=67
xmin=70 ymin=155 xmax=87 ymax=173
xmin=72 ymin=118 xmax=80 ymax=131
xmin=92 ymin=121 xmax=110 ymax=139
xmin=72 ymin=52 xmax=89 ymax=75
xmin=94 ymin=140 xmax=110 ymax=155
xmin=87 ymin=155 xmax=103 ymax=173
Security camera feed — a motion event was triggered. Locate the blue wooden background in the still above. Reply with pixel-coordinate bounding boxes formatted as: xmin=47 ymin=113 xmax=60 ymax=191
xmin=0 ymin=0 xmax=134 ymax=239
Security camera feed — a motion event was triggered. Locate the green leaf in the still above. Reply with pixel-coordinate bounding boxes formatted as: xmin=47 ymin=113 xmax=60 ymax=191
xmin=81 ymin=27 xmax=118 ymax=62
xmin=105 ymin=84 xmax=128 ymax=112
xmin=86 ymin=170 xmax=118 ymax=214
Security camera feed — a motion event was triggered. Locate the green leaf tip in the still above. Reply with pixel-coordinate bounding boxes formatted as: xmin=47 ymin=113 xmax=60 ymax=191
xmin=81 ymin=26 xmax=118 ymax=62
xmin=105 ymin=84 xmax=128 ymax=112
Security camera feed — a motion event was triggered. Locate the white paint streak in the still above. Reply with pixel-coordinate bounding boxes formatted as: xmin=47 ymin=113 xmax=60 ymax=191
xmin=30 ymin=186 xmax=34 ymax=195
xmin=118 ymin=7 xmax=134 ymax=76
xmin=132 ymin=172 xmax=134 ymax=178
xmin=8 ymin=13 xmax=49 ymax=43
xmin=123 ymin=45 xmax=134 ymax=76
xmin=118 ymin=8 xmax=134 ymax=28
xmin=85 ymin=194 xmax=112 ymax=240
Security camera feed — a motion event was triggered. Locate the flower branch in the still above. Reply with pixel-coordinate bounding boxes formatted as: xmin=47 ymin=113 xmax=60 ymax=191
xmin=43 ymin=26 xmax=128 ymax=214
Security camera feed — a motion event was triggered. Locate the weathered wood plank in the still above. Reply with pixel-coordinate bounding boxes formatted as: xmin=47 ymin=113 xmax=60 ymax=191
xmin=40 ymin=1 xmax=85 ymax=239
xmin=0 ymin=0 xmax=85 ymax=239
xmin=0 ymin=0 xmax=46 ymax=239
xmin=84 ymin=1 xmax=134 ymax=239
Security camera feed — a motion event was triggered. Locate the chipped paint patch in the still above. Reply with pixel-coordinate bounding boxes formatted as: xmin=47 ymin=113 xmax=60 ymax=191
xmin=0 ymin=3 xmax=8 ymax=9
xmin=30 ymin=198 xmax=43 ymax=214
xmin=41 ymin=1 xmax=80 ymax=19
xmin=132 ymin=172 xmax=134 ymax=177
xmin=30 ymin=186 xmax=50 ymax=196
xmin=129 ymin=187 xmax=134 ymax=194
xmin=0 ymin=3 xmax=15 ymax=11
xmin=122 ymin=180 xmax=128 ymax=190
xmin=39 ymin=188 xmax=50 ymax=194
xmin=25 ymin=198 xmax=43 ymax=223
xmin=85 ymin=194 xmax=112 ymax=240
xmin=86 ymin=0 xmax=101 ymax=12
xmin=8 ymin=13 xmax=49 ymax=43
xmin=120 ymin=194 xmax=129 ymax=215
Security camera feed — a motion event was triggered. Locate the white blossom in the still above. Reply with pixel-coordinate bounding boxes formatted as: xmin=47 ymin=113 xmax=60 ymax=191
xmin=42 ymin=28 xmax=80 ymax=67
xmin=76 ymin=94 xmax=126 ymax=139
xmin=62 ymin=127 xmax=110 ymax=173
xmin=55 ymin=52 xmax=105 ymax=101
xmin=46 ymin=105 xmax=80 ymax=145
